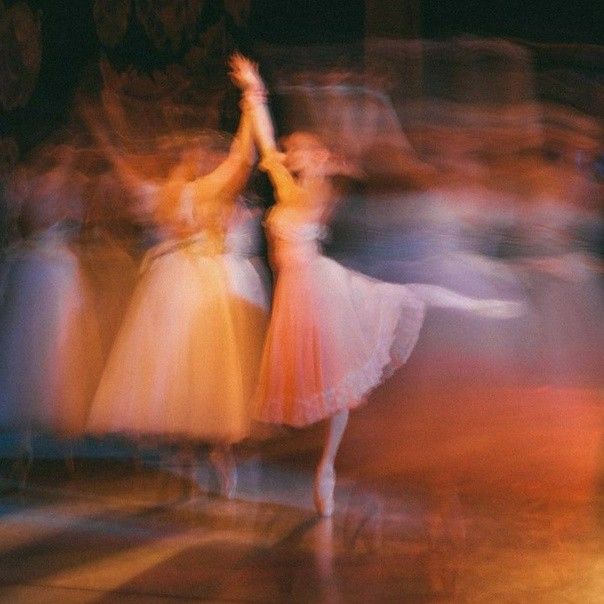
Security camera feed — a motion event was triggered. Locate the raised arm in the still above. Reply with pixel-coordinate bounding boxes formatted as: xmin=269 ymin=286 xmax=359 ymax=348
xmin=229 ymin=53 xmax=297 ymax=201
xmin=229 ymin=54 xmax=277 ymax=157
xmin=193 ymin=102 xmax=256 ymax=203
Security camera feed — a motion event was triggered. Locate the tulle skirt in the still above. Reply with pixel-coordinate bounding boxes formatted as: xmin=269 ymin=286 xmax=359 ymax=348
xmin=87 ymin=242 xmax=269 ymax=443
xmin=0 ymin=238 xmax=103 ymax=436
xmin=255 ymin=255 xmax=425 ymax=427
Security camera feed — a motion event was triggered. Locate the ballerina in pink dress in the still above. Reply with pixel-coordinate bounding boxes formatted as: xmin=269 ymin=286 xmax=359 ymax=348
xmin=231 ymin=55 xmax=524 ymax=516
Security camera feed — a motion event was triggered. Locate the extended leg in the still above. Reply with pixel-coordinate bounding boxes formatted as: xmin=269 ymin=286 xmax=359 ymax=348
xmin=406 ymin=283 xmax=524 ymax=318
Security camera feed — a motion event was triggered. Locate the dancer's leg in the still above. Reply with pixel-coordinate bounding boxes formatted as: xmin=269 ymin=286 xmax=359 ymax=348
xmin=406 ymin=283 xmax=524 ymax=318
xmin=315 ymin=409 xmax=349 ymax=517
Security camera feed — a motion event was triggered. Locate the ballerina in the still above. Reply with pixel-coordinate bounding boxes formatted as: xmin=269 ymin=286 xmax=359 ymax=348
xmin=85 ymin=81 xmax=268 ymax=498
xmin=0 ymin=144 xmax=103 ymax=483
xmin=231 ymin=55 xmax=524 ymax=516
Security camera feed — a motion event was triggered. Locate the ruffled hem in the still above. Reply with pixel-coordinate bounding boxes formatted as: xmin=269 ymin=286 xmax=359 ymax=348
xmin=256 ymin=295 xmax=425 ymax=427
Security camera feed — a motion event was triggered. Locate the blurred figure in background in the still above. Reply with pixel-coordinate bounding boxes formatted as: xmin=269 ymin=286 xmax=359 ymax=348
xmin=0 ymin=144 xmax=103 ymax=482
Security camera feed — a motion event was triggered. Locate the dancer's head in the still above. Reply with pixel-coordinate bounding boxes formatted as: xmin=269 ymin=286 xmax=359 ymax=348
xmin=280 ymin=131 xmax=329 ymax=177
xmin=280 ymin=131 xmax=362 ymax=182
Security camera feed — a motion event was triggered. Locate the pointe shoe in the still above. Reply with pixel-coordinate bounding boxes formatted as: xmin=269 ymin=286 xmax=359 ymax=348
xmin=314 ymin=464 xmax=336 ymax=517
xmin=209 ymin=448 xmax=237 ymax=500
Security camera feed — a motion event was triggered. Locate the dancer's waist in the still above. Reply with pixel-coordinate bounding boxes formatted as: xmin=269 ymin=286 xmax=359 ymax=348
xmin=141 ymin=232 xmax=264 ymax=270
xmin=272 ymin=241 xmax=322 ymax=267
xmin=140 ymin=232 xmax=220 ymax=268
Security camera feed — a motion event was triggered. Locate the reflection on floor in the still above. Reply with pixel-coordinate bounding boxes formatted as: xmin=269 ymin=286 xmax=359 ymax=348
xmin=0 ymin=381 xmax=602 ymax=603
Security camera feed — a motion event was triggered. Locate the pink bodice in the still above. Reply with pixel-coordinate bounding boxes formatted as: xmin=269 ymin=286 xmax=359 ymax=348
xmin=265 ymin=206 xmax=327 ymax=268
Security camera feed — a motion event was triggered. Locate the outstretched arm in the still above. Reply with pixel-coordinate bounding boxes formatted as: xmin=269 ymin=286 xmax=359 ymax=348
xmin=229 ymin=53 xmax=296 ymax=201
xmin=194 ymin=103 xmax=256 ymax=203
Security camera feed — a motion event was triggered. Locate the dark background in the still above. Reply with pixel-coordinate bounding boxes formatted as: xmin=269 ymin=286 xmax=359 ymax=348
xmin=1 ymin=0 xmax=601 ymax=155
xmin=251 ymin=0 xmax=603 ymax=45
xmin=421 ymin=0 xmax=602 ymax=45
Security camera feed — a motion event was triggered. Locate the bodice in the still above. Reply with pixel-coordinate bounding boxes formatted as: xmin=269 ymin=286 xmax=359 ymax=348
xmin=19 ymin=220 xmax=81 ymax=259
xmin=141 ymin=230 xmax=225 ymax=273
xmin=137 ymin=181 xmax=209 ymax=237
xmin=141 ymin=203 xmax=266 ymax=271
xmin=1 ymin=220 xmax=81 ymax=274
xmin=265 ymin=206 xmax=327 ymax=267
xmin=28 ymin=219 xmax=81 ymax=243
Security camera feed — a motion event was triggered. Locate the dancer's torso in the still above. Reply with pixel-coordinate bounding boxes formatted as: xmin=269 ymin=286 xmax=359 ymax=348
xmin=266 ymin=206 xmax=327 ymax=269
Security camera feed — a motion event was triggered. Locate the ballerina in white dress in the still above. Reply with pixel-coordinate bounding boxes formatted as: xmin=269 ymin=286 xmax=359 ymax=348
xmin=85 ymin=85 xmax=268 ymax=497
xmin=231 ymin=55 xmax=524 ymax=516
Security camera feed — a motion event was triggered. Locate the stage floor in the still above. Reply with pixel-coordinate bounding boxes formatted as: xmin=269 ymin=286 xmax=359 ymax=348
xmin=1 ymin=356 xmax=602 ymax=604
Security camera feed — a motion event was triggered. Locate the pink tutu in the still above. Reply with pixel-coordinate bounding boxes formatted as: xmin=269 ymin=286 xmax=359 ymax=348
xmin=255 ymin=207 xmax=425 ymax=427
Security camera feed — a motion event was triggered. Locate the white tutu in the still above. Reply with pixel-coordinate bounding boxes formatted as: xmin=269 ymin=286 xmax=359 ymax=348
xmin=255 ymin=206 xmax=426 ymax=427
xmin=0 ymin=222 xmax=103 ymax=436
xmin=88 ymin=205 xmax=269 ymax=443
